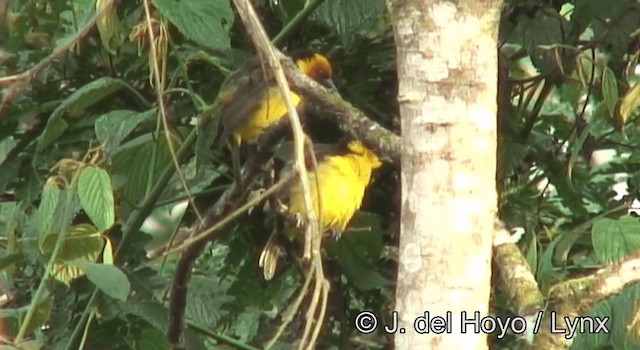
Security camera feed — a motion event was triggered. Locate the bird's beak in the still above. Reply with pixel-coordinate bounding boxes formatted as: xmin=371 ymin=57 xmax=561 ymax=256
xmin=321 ymin=78 xmax=338 ymax=92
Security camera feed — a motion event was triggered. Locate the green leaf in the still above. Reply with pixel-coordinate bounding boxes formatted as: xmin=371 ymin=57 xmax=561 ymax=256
xmin=102 ymin=238 xmax=114 ymax=265
xmin=537 ymin=233 xmax=574 ymax=295
xmin=592 ymin=217 xmax=640 ymax=265
xmin=20 ymin=296 xmax=53 ymax=339
xmin=310 ymin=0 xmax=384 ymax=47
xmin=38 ymin=77 xmax=126 ymax=149
xmin=41 ymin=224 xmax=106 ymax=285
xmin=186 ymin=276 xmax=233 ymax=329
xmin=37 ymin=116 xmax=68 ymax=151
xmin=0 ymin=136 xmax=17 ymax=163
xmin=0 ymin=252 xmax=20 ymax=271
xmin=95 ymin=109 xmax=156 ymax=154
xmin=136 ymin=327 xmax=170 ymax=350
xmin=602 ymin=67 xmax=619 ymax=119
xmin=122 ymin=301 xmax=169 ymax=332
xmin=38 ymin=181 xmax=61 ymax=240
xmin=73 ymin=260 xmax=130 ymax=301
xmin=153 ymin=0 xmax=233 ymax=50
xmin=56 ymin=77 xmax=126 ymax=118
xmin=570 ymin=299 xmax=613 ymax=349
xmin=233 ymin=306 xmax=260 ymax=342
xmin=78 ymin=166 xmax=115 ymax=232
xmin=111 ymin=133 xmax=177 ymax=218
xmin=575 ymin=0 xmax=637 ymax=57
xmin=1 ymin=295 xmax=53 ymax=340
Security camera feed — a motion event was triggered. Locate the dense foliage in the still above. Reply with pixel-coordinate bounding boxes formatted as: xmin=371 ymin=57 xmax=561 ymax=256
xmin=0 ymin=0 xmax=396 ymax=349
xmin=3 ymin=0 xmax=640 ymax=349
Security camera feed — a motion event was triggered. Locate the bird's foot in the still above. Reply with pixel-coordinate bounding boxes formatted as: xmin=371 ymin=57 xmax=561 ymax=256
xmin=329 ymin=228 xmax=343 ymax=241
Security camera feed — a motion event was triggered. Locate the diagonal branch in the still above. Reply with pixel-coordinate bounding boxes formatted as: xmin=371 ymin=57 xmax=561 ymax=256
xmin=231 ymin=0 xmax=319 ymax=262
xmin=166 ymin=122 xmax=290 ymax=346
xmin=0 ymin=0 xmax=113 ymax=117
xmin=281 ymin=58 xmax=401 ymax=162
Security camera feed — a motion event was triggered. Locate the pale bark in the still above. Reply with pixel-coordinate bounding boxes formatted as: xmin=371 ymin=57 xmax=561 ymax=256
xmin=389 ymin=0 xmax=503 ymax=348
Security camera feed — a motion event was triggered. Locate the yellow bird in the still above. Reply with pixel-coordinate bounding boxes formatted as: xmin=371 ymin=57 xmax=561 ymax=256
xmin=260 ymin=139 xmax=383 ymax=280
xmin=213 ymin=52 xmax=335 ymax=180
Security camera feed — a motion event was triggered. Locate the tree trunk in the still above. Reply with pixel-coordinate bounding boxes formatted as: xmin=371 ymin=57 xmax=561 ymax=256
xmin=389 ymin=0 xmax=503 ymax=348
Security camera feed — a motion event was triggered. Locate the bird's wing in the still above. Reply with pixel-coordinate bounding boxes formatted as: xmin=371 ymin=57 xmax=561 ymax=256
xmin=215 ymin=58 xmax=276 ymax=140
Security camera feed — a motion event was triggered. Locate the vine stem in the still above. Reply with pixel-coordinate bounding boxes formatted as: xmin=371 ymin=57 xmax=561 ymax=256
xmin=15 ymin=170 xmax=81 ymax=343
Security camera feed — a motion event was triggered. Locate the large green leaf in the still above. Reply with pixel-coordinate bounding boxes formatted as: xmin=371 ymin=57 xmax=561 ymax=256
xmin=592 ymin=217 xmax=640 ymax=265
xmin=73 ymin=260 xmax=130 ymax=301
xmin=95 ymin=109 xmax=156 ymax=154
xmin=111 ymin=132 xmax=178 ymax=219
xmin=570 ymin=299 xmax=613 ymax=349
xmin=78 ymin=166 xmax=115 ymax=232
xmin=153 ymin=0 xmax=233 ymax=50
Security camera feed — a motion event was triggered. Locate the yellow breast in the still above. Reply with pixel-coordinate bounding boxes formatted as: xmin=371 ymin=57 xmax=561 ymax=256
xmin=232 ymin=88 xmax=302 ymax=145
xmin=288 ymin=154 xmax=374 ymax=233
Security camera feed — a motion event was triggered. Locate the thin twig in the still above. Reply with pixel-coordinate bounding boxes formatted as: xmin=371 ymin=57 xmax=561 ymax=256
xmin=231 ymin=0 xmax=319 ymax=262
xmin=272 ymin=0 xmax=327 ymax=46
xmin=158 ymin=171 xmax=294 ymax=258
xmin=141 ymin=0 xmax=204 ymax=224
xmin=230 ymin=1 xmax=326 ymax=348
xmin=166 ymin=122 xmax=291 ymax=346
xmin=265 ymin=264 xmax=315 ymax=349
xmin=0 ymin=0 xmax=111 ymax=117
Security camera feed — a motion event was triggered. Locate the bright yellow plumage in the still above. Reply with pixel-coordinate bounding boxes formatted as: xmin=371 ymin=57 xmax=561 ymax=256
xmin=219 ymin=52 xmax=334 ymax=147
xmin=231 ymin=89 xmax=302 ymax=145
xmin=259 ymin=140 xmax=382 ymax=280
xmin=213 ymin=52 xmax=334 ymax=181
xmin=287 ymin=140 xmax=382 ymax=234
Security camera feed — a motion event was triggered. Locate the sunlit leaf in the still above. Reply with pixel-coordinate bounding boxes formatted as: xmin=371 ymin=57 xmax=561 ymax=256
xmin=602 ymin=67 xmax=619 ymax=119
xmin=102 ymin=237 xmax=114 ymax=265
xmin=78 ymin=166 xmax=115 ymax=232
xmin=95 ymin=0 xmax=122 ymax=54
xmin=41 ymin=224 xmax=106 ymax=285
xmin=619 ymin=82 xmax=640 ymax=125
